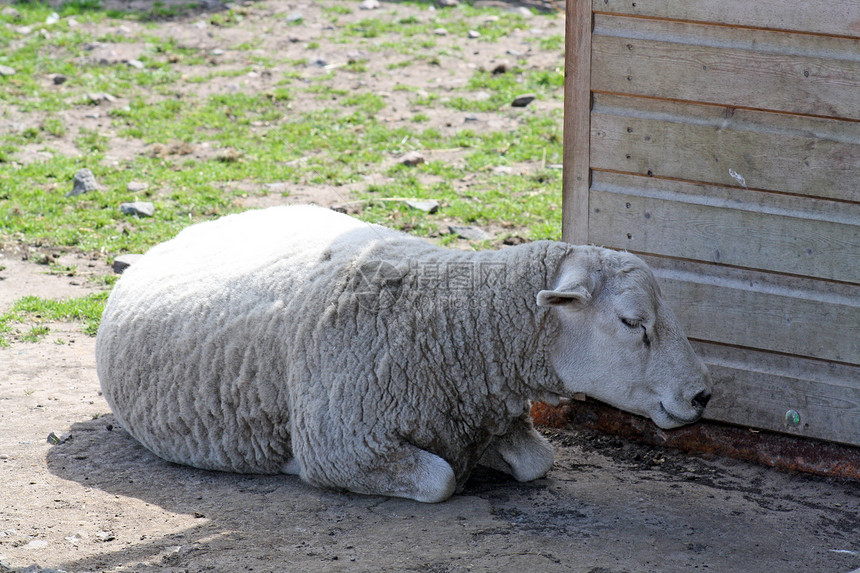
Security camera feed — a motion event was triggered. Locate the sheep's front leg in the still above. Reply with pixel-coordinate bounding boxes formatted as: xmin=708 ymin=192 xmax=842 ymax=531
xmin=479 ymin=413 xmax=554 ymax=482
xmin=345 ymin=443 xmax=456 ymax=503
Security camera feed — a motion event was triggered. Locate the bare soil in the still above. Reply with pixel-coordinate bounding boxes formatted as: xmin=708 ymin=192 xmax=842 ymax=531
xmin=1 ymin=1 xmax=859 ymax=572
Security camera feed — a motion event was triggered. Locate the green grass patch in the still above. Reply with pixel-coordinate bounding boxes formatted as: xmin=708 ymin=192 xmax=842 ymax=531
xmin=0 ymin=291 xmax=109 ymax=346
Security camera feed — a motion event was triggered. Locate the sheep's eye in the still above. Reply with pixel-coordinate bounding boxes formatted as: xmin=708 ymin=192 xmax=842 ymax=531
xmin=621 ymin=317 xmax=642 ymax=329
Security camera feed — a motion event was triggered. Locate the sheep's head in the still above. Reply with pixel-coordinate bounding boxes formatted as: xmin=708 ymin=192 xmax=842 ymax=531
xmin=538 ymin=248 xmax=712 ymax=429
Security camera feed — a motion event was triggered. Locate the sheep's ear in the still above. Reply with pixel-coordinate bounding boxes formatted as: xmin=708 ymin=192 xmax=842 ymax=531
xmin=536 ymin=285 xmax=592 ymax=308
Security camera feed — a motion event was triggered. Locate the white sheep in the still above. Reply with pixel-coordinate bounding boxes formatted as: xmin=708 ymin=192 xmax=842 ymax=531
xmin=96 ymin=205 xmax=711 ymax=503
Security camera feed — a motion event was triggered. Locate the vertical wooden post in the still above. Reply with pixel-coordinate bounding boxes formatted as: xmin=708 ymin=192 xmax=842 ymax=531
xmin=562 ymin=0 xmax=592 ymax=244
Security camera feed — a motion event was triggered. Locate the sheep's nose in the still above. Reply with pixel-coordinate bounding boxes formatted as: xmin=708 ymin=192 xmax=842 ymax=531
xmin=692 ymin=389 xmax=712 ymax=410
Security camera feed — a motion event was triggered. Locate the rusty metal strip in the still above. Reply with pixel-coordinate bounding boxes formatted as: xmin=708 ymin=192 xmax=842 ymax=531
xmin=531 ymin=400 xmax=860 ymax=482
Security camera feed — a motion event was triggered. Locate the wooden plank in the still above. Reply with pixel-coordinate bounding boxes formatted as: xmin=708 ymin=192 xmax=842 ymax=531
xmin=590 ymin=93 xmax=860 ymax=201
xmin=592 ymin=15 xmax=860 ymax=119
xmin=562 ymin=0 xmax=593 ymax=244
xmin=640 ymin=256 xmax=860 ymax=364
xmin=595 ymin=0 xmax=860 ymax=39
xmin=588 ymin=171 xmax=860 ymax=283
xmin=694 ymin=341 xmax=860 ymax=446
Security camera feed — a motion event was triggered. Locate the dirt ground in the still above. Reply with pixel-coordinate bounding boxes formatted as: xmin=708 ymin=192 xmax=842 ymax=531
xmin=1 ymin=0 xmax=859 ymax=571
xmin=1 ymin=250 xmax=859 ymax=573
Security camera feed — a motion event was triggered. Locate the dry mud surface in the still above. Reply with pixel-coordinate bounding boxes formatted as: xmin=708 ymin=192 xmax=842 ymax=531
xmin=1 ymin=255 xmax=859 ymax=573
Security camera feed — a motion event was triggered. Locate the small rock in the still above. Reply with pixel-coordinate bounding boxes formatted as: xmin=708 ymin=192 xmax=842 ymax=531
xmin=87 ymin=92 xmax=116 ymax=104
xmin=312 ymin=58 xmax=328 ymax=68
xmin=433 ymin=27 xmax=448 ymax=36
xmin=211 ymin=48 xmax=225 ymax=56
xmin=68 ymin=17 xmax=78 ymax=27
xmin=126 ymin=181 xmax=148 ymax=192
xmin=45 ymin=12 xmax=60 ymax=25
xmin=67 ymin=168 xmax=100 ymax=197
xmin=16 ymin=26 xmax=32 ymax=35
xmin=468 ymin=30 xmax=481 ymax=39
xmin=503 ymin=235 xmax=529 ymax=246
xmin=506 ymin=49 xmax=524 ymax=58
xmin=405 ymin=199 xmax=439 ymax=214
xmin=464 ymin=114 xmax=479 ymax=122
xmin=112 ymin=254 xmax=143 ymax=274
xmin=0 ymin=65 xmax=16 ymax=77
xmin=286 ymin=12 xmax=303 ymax=23
xmin=491 ymin=61 xmax=509 ymax=75
xmin=191 ymin=20 xmax=207 ymax=29
xmin=474 ymin=91 xmax=491 ymax=101
xmin=47 ymin=432 xmax=72 ymax=445
xmin=399 ymin=151 xmax=425 ymax=167
xmin=84 ymin=112 xmax=101 ymax=119
xmin=264 ymin=182 xmax=287 ymax=192
xmin=52 ymin=74 xmax=67 ymax=85
xmin=511 ymin=93 xmax=536 ymax=107
xmin=1 ymin=6 xmax=22 ymax=19
xmin=95 ymin=530 xmax=115 ymax=542
xmin=448 ymin=225 xmax=490 ymax=241
xmin=126 ymin=59 xmax=145 ymax=69
xmin=120 ymin=201 xmax=155 ymax=217
xmin=359 ymin=0 xmax=380 ymax=9
xmin=493 ymin=165 xmax=513 ymax=175
xmin=514 ymin=6 xmax=533 ymax=18
xmin=437 ymin=0 xmax=458 ymax=6
xmin=24 ymin=539 xmax=49 ymax=550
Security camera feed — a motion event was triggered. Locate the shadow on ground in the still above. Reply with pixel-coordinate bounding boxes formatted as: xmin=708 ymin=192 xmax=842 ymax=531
xmin=46 ymin=414 xmax=860 ymax=573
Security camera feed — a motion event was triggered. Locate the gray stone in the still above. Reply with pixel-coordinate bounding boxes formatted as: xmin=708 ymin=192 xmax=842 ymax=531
xmin=448 ymin=224 xmax=490 ymax=241
xmin=359 ymin=0 xmax=380 ymax=9
xmin=87 ymin=92 xmax=116 ymax=104
xmin=112 ymin=254 xmax=144 ymax=274
xmin=1 ymin=6 xmax=22 ymax=19
xmin=433 ymin=27 xmax=448 ymax=36
xmin=67 ymin=168 xmax=100 ymax=197
xmin=126 ymin=59 xmax=145 ymax=69
xmin=437 ymin=0 xmax=458 ymax=6
xmin=405 ymin=199 xmax=439 ymax=214
xmin=468 ymin=30 xmax=481 ymax=39
xmin=511 ymin=93 xmax=536 ymax=107
xmin=119 ymin=201 xmax=155 ymax=217
xmin=286 ymin=12 xmax=303 ymax=23
xmin=126 ymin=181 xmax=148 ymax=192
xmin=0 ymin=65 xmax=16 ymax=77
xmin=398 ymin=151 xmax=425 ymax=167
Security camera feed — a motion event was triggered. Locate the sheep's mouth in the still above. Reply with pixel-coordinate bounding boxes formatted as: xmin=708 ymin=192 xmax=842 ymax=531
xmin=659 ymin=402 xmax=701 ymax=426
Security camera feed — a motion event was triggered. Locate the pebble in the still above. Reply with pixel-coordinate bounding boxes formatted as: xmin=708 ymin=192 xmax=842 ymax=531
xmin=45 ymin=12 xmax=60 ymax=25
xmin=399 ymin=151 xmax=425 ymax=167
xmin=119 ymin=201 xmax=155 ymax=217
xmin=491 ymin=62 xmax=509 ymax=75
xmin=506 ymin=49 xmax=524 ymax=58
xmin=433 ymin=27 xmax=448 ymax=36
xmin=286 ymin=12 xmax=303 ymax=23
xmin=493 ymin=165 xmax=513 ymax=174
xmin=0 ymin=65 xmax=16 ymax=77
xmin=126 ymin=59 xmax=145 ymax=69
xmin=405 ymin=199 xmax=439 ymax=214
xmin=112 ymin=254 xmax=143 ymax=274
xmin=448 ymin=225 xmax=490 ymax=241
xmin=511 ymin=93 xmax=536 ymax=107
xmin=88 ymin=92 xmax=116 ymax=104
xmin=437 ymin=0 xmax=458 ymax=6
xmin=464 ymin=114 xmax=479 ymax=122
xmin=211 ymin=48 xmax=225 ymax=56
xmin=514 ymin=6 xmax=533 ymax=18
xmin=16 ymin=26 xmax=32 ymax=35
xmin=1 ymin=6 xmax=21 ymax=19
xmin=67 ymin=168 xmax=100 ymax=197
xmin=127 ymin=181 xmax=148 ymax=192
xmin=359 ymin=0 xmax=380 ymax=9
xmin=468 ymin=30 xmax=481 ymax=39
xmin=52 ymin=74 xmax=67 ymax=85
xmin=312 ymin=58 xmax=328 ymax=68
xmin=264 ymin=182 xmax=287 ymax=192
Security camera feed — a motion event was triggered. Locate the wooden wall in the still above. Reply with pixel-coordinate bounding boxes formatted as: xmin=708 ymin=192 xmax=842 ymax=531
xmin=563 ymin=0 xmax=860 ymax=445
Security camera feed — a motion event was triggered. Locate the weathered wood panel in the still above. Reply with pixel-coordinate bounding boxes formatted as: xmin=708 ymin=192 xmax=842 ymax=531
xmin=590 ymin=93 xmax=860 ymax=201
xmin=693 ymin=342 xmax=860 ymax=445
xmin=562 ymin=0 xmax=593 ymax=244
xmin=588 ymin=171 xmax=860 ymax=283
xmin=642 ymin=256 xmax=860 ymax=365
xmin=592 ymin=15 xmax=860 ymax=119
xmin=595 ymin=0 xmax=860 ymax=38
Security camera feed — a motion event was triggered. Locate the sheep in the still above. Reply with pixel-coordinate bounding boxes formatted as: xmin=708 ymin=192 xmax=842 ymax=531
xmin=96 ymin=205 xmax=712 ymax=503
